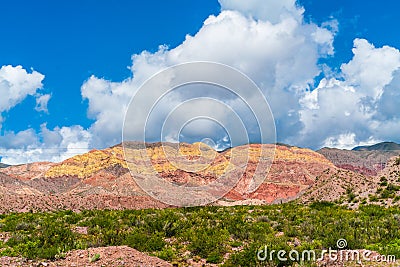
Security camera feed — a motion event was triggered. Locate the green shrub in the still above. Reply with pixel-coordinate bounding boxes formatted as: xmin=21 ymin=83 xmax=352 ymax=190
xmin=380 ymin=189 xmax=395 ymax=199
xmin=186 ymin=228 xmax=229 ymax=261
xmin=124 ymin=230 xmax=165 ymax=252
xmin=15 ymin=222 xmax=32 ymax=231
xmin=0 ymin=202 xmax=399 ymax=265
xmin=387 ymin=183 xmax=400 ymax=192
xmin=206 ymin=250 xmax=224 ymax=264
xmin=157 ymin=247 xmax=176 ymax=261
xmin=309 ymin=201 xmax=335 ymax=209
xmin=223 ymin=243 xmax=261 ymax=266
xmin=369 ymin=194 xmax=379 ymax=202
xmin=90 ymin=253 xmax=101 ymax=262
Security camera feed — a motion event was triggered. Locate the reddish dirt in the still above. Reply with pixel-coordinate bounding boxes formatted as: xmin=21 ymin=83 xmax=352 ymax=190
xmin=1 ymin=162 xmax=55 ymax=180
xmin=0 ymin=142 xmax=383 ymax=211
xmin=0 ymin=194 xmax=169 ymax=213
xmin=336 ymin=164 xmax=378 ymax=176
xmin=0 ymin=246 xmax=172 ymax=267
xmin=318 ymin=147 xmax=399 ymax=176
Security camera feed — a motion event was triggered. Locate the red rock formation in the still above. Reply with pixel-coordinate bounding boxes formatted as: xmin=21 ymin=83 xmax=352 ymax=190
xmin=0 ymin=142 xmax=370 ymax=211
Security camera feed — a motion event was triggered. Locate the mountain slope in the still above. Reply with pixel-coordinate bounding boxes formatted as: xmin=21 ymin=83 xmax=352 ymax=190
xmin=318 ymin=147 xmax=399 ymax=176
xmin=0 ymin=163 xmax=9 ymax=168
xmin=353 ymin=141 xmax=400 ymax=151
xmin=0 ymin=142 xmax=342 ymax=211
xmin=0 ymin=172 xmax=42 ymax=196
xmin=299 ymin=168 xmax=376 ymax=205
xmin=223 ymin=144 xmax=334 ymax=203
xmin=2 ymin=141 xmax=394 ymax=212
xmin=2 ymin=162 xmax=55 ymax=180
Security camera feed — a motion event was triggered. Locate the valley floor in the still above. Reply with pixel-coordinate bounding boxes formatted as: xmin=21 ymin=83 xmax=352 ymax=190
xmin=0 ymin=202 xmax=399 ymax=266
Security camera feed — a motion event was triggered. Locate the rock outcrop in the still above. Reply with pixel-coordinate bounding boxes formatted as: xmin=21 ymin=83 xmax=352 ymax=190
xmin=318 ymin=147 xmax=399 ymax=176
xmin=45 ymin=143 xmax=334 ymax=201
xmin=0 ymin=142 xmax=379 ymax=212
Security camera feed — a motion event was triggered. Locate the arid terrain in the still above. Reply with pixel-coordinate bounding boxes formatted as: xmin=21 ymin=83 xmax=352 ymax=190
xmin=0 ymin=142 xmax=399 ymax=266
xmin=0 ymin=142 xmax=335 ymax=212
xmin=318 ymin=146 xmax=400 ymax=176
xmin=0 ymin=142 xmax=399 ymax=212
xmin=0 ymin=246 xmax=172 ymax=267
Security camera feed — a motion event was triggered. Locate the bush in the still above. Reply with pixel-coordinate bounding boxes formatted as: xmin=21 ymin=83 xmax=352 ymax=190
xmin=186 ymin=228 xmax=229 ymax=261
xmin=387 ymin=184 xmax=400 ymax=192
xmin=380 ymin=189 xmax=396 ymax=199
xmin=15 ymin=222 xmax=31 ymax=231
xmin=124 ymin=230 xmax=165 ymax=252
xmin=157 ymin=247 xmax=176 ymax=261
xmin=90 ymin=253 xmax=101 ymax=262
xmin=223 ymin=243 xmax=261 ymax=266
xmin=206 ymin=250 xmax=224 ymax=264
xmin=0 ymin=202 xmax=400 ymax=265
xmin=369 ymin=194 xmax=379 ymax=202
xmin=309 ymin=201 xmax=335 ymax=209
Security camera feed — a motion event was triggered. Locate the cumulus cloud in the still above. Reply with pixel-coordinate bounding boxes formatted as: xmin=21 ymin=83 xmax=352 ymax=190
xmin=0 ymin=65 xmax=91 ymax=164
xmin=218 ymin=0 xmax=304 ymax=23
xmin=0 ymin=65 xmax=45 ymax=129
xmin=322 ymin=133 xmax=381 ymax=150
xmin=35 ymin=94 xmax=51 ymax=113
xmin=81 ymin=75 xmax=134 ymax=148
xmin=298 ymin=39 xmax=400 ymax=149
xmin=0 ymin=65 xmax=44 ymax=112
xmin=341 ymin=39 xmax=400 ymax=99
xmin=0 ymin=124 xmax=91 ymax=164
xmin=88 ymin=10 xmax=397 ymax=151
xmin=2 ymin=0 xmax=400 ymax=164
xmin=81 ymin=0 xmax=336 ymax=150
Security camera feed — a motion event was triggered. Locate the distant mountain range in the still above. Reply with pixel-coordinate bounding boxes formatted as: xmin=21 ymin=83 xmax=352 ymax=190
xmin=352 ymin=141 xmax=400 ymax=151
xmin=0 ymin=163 xmax=9 ymax=168
xmin=0 ymin=142 xmax=336 ymax=211
xmin=0 ymin=141 xmax=399 ymax=212
xmin=318 ymin=142 xmax=400 ymax=176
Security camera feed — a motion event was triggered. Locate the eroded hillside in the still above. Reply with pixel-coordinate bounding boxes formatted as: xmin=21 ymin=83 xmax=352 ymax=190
xmin=1 ymin=142 xmax=397 ymax=212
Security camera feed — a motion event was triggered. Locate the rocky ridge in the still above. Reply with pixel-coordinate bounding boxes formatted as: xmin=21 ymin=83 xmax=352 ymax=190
xmin=1 ymin=141 xmax=398 ymax=212
xmin=0 ymin=163 xmax=9 ymax=168
xmin=318 ymin=147 xmax=399 ymax=176
xmin=0 ymin=142 xmax=340 ymax=212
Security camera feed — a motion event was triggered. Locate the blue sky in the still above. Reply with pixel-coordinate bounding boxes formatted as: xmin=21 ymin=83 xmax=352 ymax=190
xmin=302 ymin=0 xmax=400 ymax=66
xmin=1 ymin=0 xmax=400 ymax=163
xmin=0 ymin=0 xmax=219 ymax=132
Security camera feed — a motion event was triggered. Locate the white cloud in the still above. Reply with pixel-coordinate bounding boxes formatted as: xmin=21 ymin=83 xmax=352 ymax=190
xmin=376 ymin=70 xmax=400 ymax=121
xmin=35 ymin=94 xmax=51 ymax=113
xmin=0 ymin=65 xmax=90 ymax=164
xmin=0 ymin=65 xmax=45 ymax=130
xmin=0 ymin=129 xmax=38 ymax=149
xmin=340 ymin=39 xmax=400 ymax=99
xmin=0 ymin=124 xmax=91 ymax=165
xmin=3 ymin=0 xmax=400 ymax=164
xmin=322 ymin=133 xmax=381 ymax=150
xmin=81 ymin=75 xmax=134 ymax=148
xmin=297 ymin=39 xmax=400 ymax=149
xmin=218 ymin=0 xmax=304 ymax=24
xmin=81 ymin=0 xmax=336 ymax=149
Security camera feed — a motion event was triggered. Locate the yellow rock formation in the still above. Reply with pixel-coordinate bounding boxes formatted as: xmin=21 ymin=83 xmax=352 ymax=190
xmin=44 ymin=143 xmax=333 ymax=179
xmin=45 ymin=146 xmax=127 ymax=179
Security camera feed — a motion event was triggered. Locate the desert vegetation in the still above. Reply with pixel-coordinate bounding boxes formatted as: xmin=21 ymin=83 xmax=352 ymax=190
xmin=0 ymin=202 xmax=399 ymax=266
